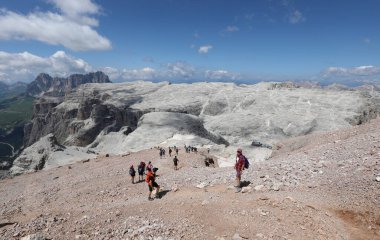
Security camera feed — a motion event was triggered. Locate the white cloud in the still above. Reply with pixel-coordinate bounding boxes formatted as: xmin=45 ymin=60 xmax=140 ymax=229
xmin=0 ymin=50 xmax=92 ymax=83
xmin=50 ymin=0 xmax=100 ymax=16
xmin=289 ymin=10 xmax=305 ymax=24
xmin=166 ymin=62 xmax=195 ymax=79
xmin=0 ymin=0 xmax=111 ymax=51
xmin=0 ymin=50 xmax=242 ymax=84
xmin=101 ymin=67 xmax=121 ymax=81
xmin=225 ymin=25 xmax=239 ymax=32
xmin=198 ymin=45 xmax=213 ymax=54
xmin=324 ymin=66 xmax=380 ymax=76
xmin=205 ymin=70 xmax=240 ymax=81
xmin=121 ymin=67 xmax=157 ymax=81
xmin=321 ymin=65 xmax=380 ymax=84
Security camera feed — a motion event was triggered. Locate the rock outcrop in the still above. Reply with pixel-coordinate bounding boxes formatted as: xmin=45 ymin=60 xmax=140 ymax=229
xmin=26 ymin=71 xmax=111 ymax=97
xmin=10 ymin=134 xmax=96 ymax=175
xmin=18 ymin=80 xmax=380 ymax=173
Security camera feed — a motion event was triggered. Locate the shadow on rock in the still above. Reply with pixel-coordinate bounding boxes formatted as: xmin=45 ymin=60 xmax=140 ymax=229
xmin=158 ymin=189 xmax=171 ymax=199
xmin=241 ymin=181 xmax=251 ymax=187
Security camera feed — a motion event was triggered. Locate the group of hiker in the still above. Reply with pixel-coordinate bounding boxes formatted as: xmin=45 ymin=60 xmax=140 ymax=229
xmin=129 ymin=161 xmax=160 ymax=200
xmin=129 ymin=146 xmax=249 ymax=200
xmin=129 ymin=161 xmax=154 ymax=184
xmin=184 ymin=145 xmax=197 ymax=153
xmin=159 ymin=146 xmax=180 ymax=158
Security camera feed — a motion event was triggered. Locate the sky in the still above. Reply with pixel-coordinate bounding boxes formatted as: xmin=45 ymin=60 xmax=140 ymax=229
xmin=0 ymin=0 xmax=380 ymax=85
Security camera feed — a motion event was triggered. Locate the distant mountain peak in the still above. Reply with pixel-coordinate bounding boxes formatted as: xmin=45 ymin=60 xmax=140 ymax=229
xmin=27 ymin=71 xmax=111 ymax=97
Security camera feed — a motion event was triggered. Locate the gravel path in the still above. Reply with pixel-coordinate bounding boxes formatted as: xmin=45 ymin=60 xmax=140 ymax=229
xmin=1 ymin=119 xmax=380 ymax=240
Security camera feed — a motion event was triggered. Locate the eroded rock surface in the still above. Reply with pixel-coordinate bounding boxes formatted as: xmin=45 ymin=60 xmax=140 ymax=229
xmin=20 ymin=81 xmax=380 ymax=172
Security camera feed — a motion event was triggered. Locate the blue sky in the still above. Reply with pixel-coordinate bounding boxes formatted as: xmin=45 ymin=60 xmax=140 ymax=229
xmin=0 ymin=0 xmax=380 ymax=84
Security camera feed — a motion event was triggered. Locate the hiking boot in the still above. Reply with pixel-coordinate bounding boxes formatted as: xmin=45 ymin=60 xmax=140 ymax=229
xmin=148 ymin=197 xmax=154 ymax=201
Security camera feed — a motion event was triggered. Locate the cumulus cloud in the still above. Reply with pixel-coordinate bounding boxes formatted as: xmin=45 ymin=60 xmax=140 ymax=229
xmin=205 ymin=70 xmax=240 ymax=81
xmin=0 ymin=0 xmax=111 ymax=51
xmin=0 ymin=50 xmax=92 ymax=83
xmin=101 ymin=67 xmax=121 ymax=81
xmin=198 ymin=45 xmax=213 ymax=54
xmin=166 ymin=62 xmax=195 ymax=79
xmin=289 ymin=10 xmax=305 ymax=24
xmin=0 ymin=50 xmax=241 ymax=84
xmin=121 ymin=67 xmax=157 ymax=81
xmin=321 ymin=65 xmax=380 ymax=85
xmin=324 ymin=66 xmax=380 ymax=76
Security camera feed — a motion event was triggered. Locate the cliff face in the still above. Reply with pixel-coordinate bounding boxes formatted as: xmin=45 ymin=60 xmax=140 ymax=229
xmin=12 ymin=80 xmax=380 ymax=175
xmin=26 ymin=71 xmax=111 ymax=97
xmin=23 ymin=71 xmax=112 ymax=146
xmin=23 ymin=81 xmax=380 ymax=158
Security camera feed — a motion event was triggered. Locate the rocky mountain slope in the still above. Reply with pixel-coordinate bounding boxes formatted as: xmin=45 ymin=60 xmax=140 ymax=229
xmin=0 ymin=72 xmax=110 ymax=174
xmin=1 ymin=118 xmax=379 ymax=239
xmin=26 ymin=71 xmax=111 ymax=97
xmin=14 ymin=81 xmax=380 ymax=174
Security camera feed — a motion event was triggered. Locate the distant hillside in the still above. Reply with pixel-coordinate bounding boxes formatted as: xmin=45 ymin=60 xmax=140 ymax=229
xmin=27 ymin=71 xmax=111 ymax=97
xmin=0 ymin=94 xmax=35 ymax=131
xmin=0 ymin=82 xmax=27 ymax=99
xmin=0 ymin=94 xmax=35 ymax=167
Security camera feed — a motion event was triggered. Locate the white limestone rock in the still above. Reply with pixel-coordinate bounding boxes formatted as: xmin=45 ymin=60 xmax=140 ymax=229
xmin=10 ymin=134 xmax=96 ymax=175
xmin=20 ymin=81 xmax=380 ymax=170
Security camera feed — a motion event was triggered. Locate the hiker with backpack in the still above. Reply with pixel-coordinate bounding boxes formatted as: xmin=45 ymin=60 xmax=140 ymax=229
xmin=138 ymin=162 xmax=145 ymax=182
xmin=129 ymin=165 xmax=136 ymax=184
xmin=146 ymin=161 xmax=153 ymax=172
xmin=146 ymin=167 xmax=160 ymax=201
xmin=235 ymin=148 xmax=249 ymax=192
xmin=173 ymin=156 xmax=179 ymax=170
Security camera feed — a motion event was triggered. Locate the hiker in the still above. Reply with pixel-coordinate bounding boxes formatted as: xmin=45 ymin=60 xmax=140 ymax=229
xmin=146 ymin=161 xmax=153 ymax=172
xmin=175 ymin=148 xmax=179 ymax=156
xmin=146 ymin=167 xmax=160 ymax=200
xmin=129 ymin=165 xmax=136 ymax=184
xmin=235 ymin=148 xmax=245 ymax=191
xmin=205 ymin=157 xmax=215 ymax=167
xmin=138 ymin=162 xmax=145 ymax=182
xmin=169 ymin=147 xmax=172 ymax=157
xmin=173 ymin=156 xmax=179 ymax=170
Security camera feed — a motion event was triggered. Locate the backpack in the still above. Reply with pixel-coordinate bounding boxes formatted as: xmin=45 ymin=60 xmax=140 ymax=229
xmin=243 ymin=156 xmax=250 ymax=169
xmin=129 ymin=168 xmax=135 ymax=175
xmin=145 ymin=172 xmax=154 ymax=183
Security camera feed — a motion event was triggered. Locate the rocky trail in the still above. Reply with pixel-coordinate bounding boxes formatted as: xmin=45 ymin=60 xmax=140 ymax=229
xmin=1 ymin=119 xmax=380 ymax=240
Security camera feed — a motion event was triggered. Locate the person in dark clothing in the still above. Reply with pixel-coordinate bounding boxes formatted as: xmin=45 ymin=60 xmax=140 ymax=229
xmin=173 ymin=156 xmax=179 ymax=170
xmin=138 ymin=162 xmax=145 ymax=182
xmin=129 ymin=165 xmax=136 ymax=184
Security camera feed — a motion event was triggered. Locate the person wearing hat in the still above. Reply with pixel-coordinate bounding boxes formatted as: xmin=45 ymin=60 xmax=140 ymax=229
xmin=235 ymin=148 xmax=245 ymax=192
xmin=146 ymin=167 xmax=160 ymax=200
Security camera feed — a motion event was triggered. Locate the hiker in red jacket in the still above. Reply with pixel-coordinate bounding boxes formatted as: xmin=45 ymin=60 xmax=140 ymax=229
xmin=146 ymin=167 xmax=160 ymax=201
xmin=235 ymin=148 xmax=245 ymax=191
